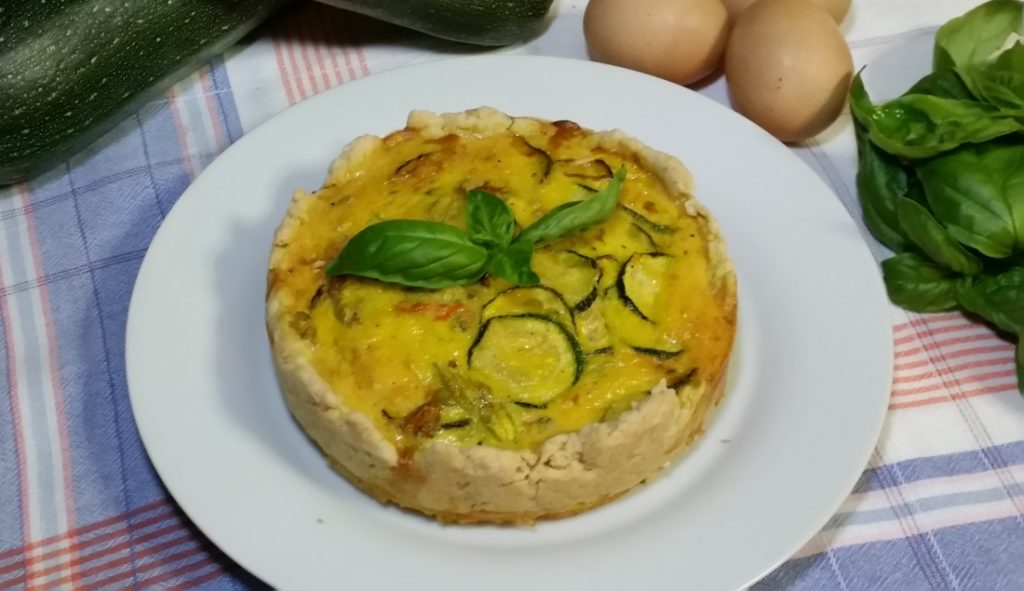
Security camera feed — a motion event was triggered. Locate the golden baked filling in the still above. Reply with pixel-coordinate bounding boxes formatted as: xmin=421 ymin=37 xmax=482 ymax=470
xmin=268 ymin=114 xmax=734 ymax=453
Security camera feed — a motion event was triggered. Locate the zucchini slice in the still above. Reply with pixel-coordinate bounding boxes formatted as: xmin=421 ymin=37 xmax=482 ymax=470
xmin=595 ymin=255 xmax=620 ymax=290
xmin=574 ymin=211 xmax=658 ymax=259
xmin=554 ymin=158 xmax=613 ymax=181
xmin=599 ymin=288 xmax=682 ymax=354
xmin=617 ymin=253 xmax=672 ymax=321
xmin=574 ymin=302 xmax=614 ymax=353
xmin=468 ymin=314 xmax=583 ymax=406
xmin=481 ymin=286 xmax=574 ymax=332
xmin=620 ymin=205 xmax=678 ymax=234
xmin=631 ymin=346 xmax=683 ymax=359
xmin=514 ymin=136 xmax=553 ymax=180
xmin=532 ymin=249 xmax=601 ymax=312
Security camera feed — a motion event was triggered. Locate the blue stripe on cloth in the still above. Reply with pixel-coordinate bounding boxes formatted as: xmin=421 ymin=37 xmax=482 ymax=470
xmin=829 ymin=487 xmax=1023 ymax=530
xmin=857 ymin=441 xmax=1024 ymax=493
xmin=209 ymin=57 xmax=244 ymax=144
xmin=137 ymin=101 xmax=192 ymax=215
xmin=869 ymin=452 xmax=960 ymax=589
xmin=756 ymin=516 xmax=1024 ymax=590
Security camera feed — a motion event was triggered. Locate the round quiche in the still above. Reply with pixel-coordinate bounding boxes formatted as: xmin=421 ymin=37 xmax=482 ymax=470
xmin=265 ymin=107 xmax=737 ymax=524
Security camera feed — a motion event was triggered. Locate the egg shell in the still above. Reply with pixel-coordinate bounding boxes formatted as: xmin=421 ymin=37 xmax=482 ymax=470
xmin=720 ymin=0 xmax=851 ymax=24
xmin=584 ymin=0 xmax=731 ymax=86
xmin=724 ymin=0 xmax=853 ymax=143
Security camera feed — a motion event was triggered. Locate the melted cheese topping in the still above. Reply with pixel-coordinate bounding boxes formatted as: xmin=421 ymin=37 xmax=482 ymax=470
xmin=270 ymin=121 xmax=733 ymax=451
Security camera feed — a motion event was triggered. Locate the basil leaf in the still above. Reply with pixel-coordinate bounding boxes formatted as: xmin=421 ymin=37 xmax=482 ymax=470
xmin=895 ymin=197 xmax=983 ymax=274
xmin=881 ymin=253 xmax=961 ymax=312
xmin=917 ymin=141 xmax=1024 ymax=259
xmin=904 ymin=68 xmax=976 ymax=101
xmin=516 ymin=166 xmax=626 ymax=246
xmin=956 ymin=268 xmax=1024 ymax=335
xmin=959 ymin=42 xmax=1024 ymax=111
xmin=466 ymin=189 xmax=515 ymax=248
xmin=934 ymin=0 xmax=1022 ymax=71
xmin=325 ymin=220 xmax=488 ymax=288
xmin=849 ymin=74 xmax=1024 ymax=159
xmin=853 ymin=122 xmax=911 ymax=252
xmin=486 ymin=240 xmax=539 ymax=286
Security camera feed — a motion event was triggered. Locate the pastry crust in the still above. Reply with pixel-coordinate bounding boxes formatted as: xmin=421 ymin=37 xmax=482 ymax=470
xmin=266 ymin=107 xmax=737 ymax=524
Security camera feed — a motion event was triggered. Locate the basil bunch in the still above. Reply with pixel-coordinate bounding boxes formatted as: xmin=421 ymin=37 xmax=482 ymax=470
xmin=851 ymin=0 xmax=1024 ymax=391
xmin=326 ymin=166 xmax=626 ymax=288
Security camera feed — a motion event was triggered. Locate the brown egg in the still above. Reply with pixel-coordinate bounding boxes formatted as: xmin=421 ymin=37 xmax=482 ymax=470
xmin=724 ymin=0 xmax=853 ymax=143
xmin=720 ymin=0 xmax=851 ymax=23
xmin=584 ymin=0 xmax=731 ymax=86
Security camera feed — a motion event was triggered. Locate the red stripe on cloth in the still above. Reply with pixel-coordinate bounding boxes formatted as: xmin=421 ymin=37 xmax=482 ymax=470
xmin=892 ymin=368 xmax=1018 ymax=398
xmin=895 ymin=331 xmax=1002 ymax=359
xmin=24 ymin=530 xmax=193 ymax=589
xmin=0 ymin=500 xmax=165 ymax=563
xmin=166 ymin=86 xmax=196 ymax=181
xmin=893 ymin=355 xmax=1016 ymax=387
xmin=20 ymin=528 xmax=192 ymax=585
xmin=892 ymin=313 xmax=964 ymax=333
xmin=273 ymin=38 xmax=299 ymax=105
xmin=130 ymin=555 xmax=219 ymax=591
xmin=4 ymin=507 xmax=177 ymax=582
xmin=894 ymin=321 xmax=986 ymax=346
xmin=353 ymin=42 xmax=370 ymax=77
xmin=327 ymin=9 xmax=358 ymax=81
xmin=316 ymin=6 xmax=345 ymax=86
xmin=336 ymin=12 xmax=369 ymax=77
xmin=198 ymin=67 xmax=228 ymax=151
xmin=162 ymin=562 xmax=224 ymax=591
xmin=0 ymin=215 xmax=33 ymax=591
xmin=889 ymin=381 xmax=1020 ymax=410
xmin=296 ymin=23 xmax=322 ymax=96
xmin=339 ymin=45 xmax=357 ymax=82
xmin=80 ymin=545 xmax=211 ymax=591
xmin=894 ymin=344 xmax=1014 ymax=372
xmin=17 ymin=184 xmax=80 ymax=589
xmin=284 ymin=32 xmax=310 ymax=100
xmin=309 ymin=12 xmax=336 ymax=89
xmin=325 ymin=43 xmax=345 ymax=86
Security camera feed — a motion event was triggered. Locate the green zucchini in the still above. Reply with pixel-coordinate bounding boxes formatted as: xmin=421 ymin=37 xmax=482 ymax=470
xmin=574 ymin=303 xmax=614 ymax=353
xmin=468 ymin=314 xmax=583 ymax=406
xmin=617 ymin=253 xmax=673 ymax=321
xmin=631 ymin=346 xmax=683 ymax=359
xmin=0 ymin=0 xmax=293 ymax=185
xmin=318 ymin=0 xmax=556 ymax=46
xmin=553 ymin=158 xmax=613 ymax=182
xmin=595 ymin=255 xmax=621 ymax=290
xmin=481 ymin=286 xmax=574 ymax=332
xmin=599 ymin=285 xmax=682 ymax=354
xmin=668 ymin=368 xmax=698 ymax=390
xmin=532 ymin=249 xmax=601 ymax=312
xmin=514 ymin=136 xmax=554 ymax=180
xmin=573 ymin=211 xmax=658 ymax=259
xmin=620 ymin=205 xmax=678 ymax=235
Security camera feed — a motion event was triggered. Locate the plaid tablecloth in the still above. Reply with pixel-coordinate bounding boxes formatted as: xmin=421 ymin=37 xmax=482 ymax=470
xmin=2 ymin=1 xmax=1022 ymax=589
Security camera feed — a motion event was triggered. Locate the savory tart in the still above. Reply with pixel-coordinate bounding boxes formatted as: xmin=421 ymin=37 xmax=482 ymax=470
xmin=265 ymin=107 xmax=737 ymax=524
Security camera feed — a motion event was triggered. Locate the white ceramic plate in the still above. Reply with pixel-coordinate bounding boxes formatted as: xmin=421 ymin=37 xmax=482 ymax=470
xmin=126 ymin=55 xmax=892 ymax=591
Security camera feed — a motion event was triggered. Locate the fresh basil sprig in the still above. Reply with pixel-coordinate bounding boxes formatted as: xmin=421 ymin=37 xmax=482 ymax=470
xmin=324 ymin=220 xmax=489 ymax=288
xmin=326 ymin=166 xmax=627 ymax=288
